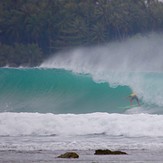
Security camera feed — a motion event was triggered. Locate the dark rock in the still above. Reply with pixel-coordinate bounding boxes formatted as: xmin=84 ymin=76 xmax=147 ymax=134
xmin=94 ymin=149 xmax=127 ymax=155
xmin=57 ymin=152 xmax=79 ymax=158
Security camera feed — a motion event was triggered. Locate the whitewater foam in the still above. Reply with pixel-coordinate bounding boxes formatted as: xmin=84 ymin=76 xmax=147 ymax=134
xmin=0 ymin=112 xmax=163 ymax=137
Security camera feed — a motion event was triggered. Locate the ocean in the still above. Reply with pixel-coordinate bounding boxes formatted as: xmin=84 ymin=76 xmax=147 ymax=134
xmin=1 ymin=33 xmax=163 ymax=162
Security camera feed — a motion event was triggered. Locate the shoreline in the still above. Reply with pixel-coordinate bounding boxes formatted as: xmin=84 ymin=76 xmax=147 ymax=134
xmin=1 ymin=149 xmax=163 ymax=163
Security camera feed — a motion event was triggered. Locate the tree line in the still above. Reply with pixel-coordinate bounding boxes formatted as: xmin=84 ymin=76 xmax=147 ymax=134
xmin=0 ymin=0 xmax=163 ymax=67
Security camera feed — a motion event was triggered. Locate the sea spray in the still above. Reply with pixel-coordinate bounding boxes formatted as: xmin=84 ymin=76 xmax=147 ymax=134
xmin=41 ymin=33 xmax=163 ymax=72
xmin=40 ymin=33 xmax=163 ymax=112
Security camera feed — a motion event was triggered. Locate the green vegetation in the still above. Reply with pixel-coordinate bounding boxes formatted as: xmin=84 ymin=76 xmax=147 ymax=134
xmin=0 ymin=0 xmax=163 ymax=67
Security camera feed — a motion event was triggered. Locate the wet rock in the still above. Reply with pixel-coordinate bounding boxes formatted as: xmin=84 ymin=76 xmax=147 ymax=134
xmin=57 ymin=152 xmax=79 ymax=158
xmin=94 ymin=149 xmax=127 ymax=155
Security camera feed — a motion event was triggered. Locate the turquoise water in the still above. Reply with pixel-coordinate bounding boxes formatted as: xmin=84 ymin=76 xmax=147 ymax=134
xmin=0 ymin=68 xmax=132 ymax=113
xmin=0 ymin=68 xmax=162 ymax=114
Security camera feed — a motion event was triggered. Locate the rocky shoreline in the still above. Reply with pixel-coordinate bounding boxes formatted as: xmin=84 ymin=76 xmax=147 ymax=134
xmin=57 ymin=149 xmax=127 ymax=159
xmin=1 ymin=148 xmax=163 ymax=163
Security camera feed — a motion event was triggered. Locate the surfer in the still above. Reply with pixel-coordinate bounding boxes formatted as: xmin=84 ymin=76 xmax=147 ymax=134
xmin=128 ymin=93 xmax=140 ymax=106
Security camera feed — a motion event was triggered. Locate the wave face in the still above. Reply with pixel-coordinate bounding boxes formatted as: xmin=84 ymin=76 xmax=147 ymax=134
xmin=0 ymin=68 xmax=163 ymax=114
xmin=0 ymin=68 xmax=131 ymax=113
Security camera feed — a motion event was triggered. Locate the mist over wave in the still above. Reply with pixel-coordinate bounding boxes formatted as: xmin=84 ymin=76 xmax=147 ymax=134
xmin=41 ymin=33 xmax=163 ymax=111
xmin=41 ymin=33 xmax=163 ymax=72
